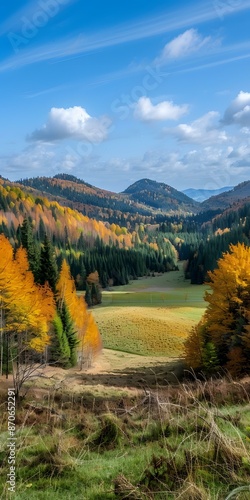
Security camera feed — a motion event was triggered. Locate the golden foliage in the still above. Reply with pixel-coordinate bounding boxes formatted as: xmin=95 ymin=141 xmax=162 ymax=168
xmin=0 ymin=235 xmax=56 ymax=353
xmin=185 ymin=243 xmax=250 ymax=375
xmin=56 ymin=260 xmax=102 ymax=357
xmin=184 ymin=322 xmax=204 ymax=369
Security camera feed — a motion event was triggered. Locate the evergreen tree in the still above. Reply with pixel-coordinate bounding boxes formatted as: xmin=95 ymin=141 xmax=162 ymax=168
xmin=85 ymin=271 xmax=102 ymax=306
xmin=60 ymin=302 xmax=79 ymax=367
xmin=20 ymin=218 xmax=40 ymax=281
xmin=51 ymin=313 xmax=70 ymax=366
xmin=39 ymin=234 xmax=58 ymax=292
xmin=85 ymin=282 xmax=92 ymax=306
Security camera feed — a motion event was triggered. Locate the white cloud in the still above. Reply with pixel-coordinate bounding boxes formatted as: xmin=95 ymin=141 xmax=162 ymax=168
xmin=134 ymin=96 xmax=189 ymax=122
xmin=1 ymin=139 xmax=250 ymax=193
xmin=222 ymin=91 xmax=250 ymax=127
xmin=0 ymin=144 xmax=56 ymax=176
xmin=28 ymin=106 xmax=111 ymax=143
xmin=155 ymin=29 xmax=211 ymax=64
xmin=167 ymin=111 xmax=228 ymax=144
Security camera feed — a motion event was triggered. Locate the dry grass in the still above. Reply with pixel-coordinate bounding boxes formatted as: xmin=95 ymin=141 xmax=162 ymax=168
xmin=93 ymin=306 xmax=203 ymax=356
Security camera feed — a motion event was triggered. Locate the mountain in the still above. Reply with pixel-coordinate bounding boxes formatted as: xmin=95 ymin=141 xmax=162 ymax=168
xmin=13 ymin=174 xmax=250 ymax=220
xmin=122 ymin=178 xmax=199 ymax=212
xmin=183 ymin=186 xmax=233 ymax=202
xmin=18 ymin=175 xmax=199 ymax=226
xmin=200 ymin=181 xmax=250 ymax=211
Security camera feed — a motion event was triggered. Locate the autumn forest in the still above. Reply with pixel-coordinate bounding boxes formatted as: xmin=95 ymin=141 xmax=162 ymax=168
xmin=1 ymin=174 xmax=250 ymax=499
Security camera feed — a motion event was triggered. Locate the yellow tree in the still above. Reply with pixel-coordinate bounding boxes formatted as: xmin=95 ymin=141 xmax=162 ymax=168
xmin=185 ymin=243 xmax=250 ymax=376
xmin=0 ymin=235 xmax=56 ymax=393
xmin=56 ymin=260 xmax=102 ymax=368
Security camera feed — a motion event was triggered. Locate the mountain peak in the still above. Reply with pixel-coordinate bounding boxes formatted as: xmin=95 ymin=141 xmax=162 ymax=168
xmin=53 ymin=173 xmax=93 ymax=188
xmin=122 ymin=177 xmax=198 ymax=210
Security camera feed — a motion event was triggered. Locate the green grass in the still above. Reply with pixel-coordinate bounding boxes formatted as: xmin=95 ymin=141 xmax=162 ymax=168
xmin=90 ymin=267 xmax=207 ymax=356
xmin=1 ymin=382 xmax=250 ymax=500
xmin=100 ymin=289 xmax=206 ymax=307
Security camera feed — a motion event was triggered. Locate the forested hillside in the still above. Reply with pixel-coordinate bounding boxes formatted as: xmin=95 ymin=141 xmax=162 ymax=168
xmin=122 ymin=178 xmax=198 ymax=211
xmin=1 ymin=175 xmax=250 ymax=290
xmin=0 ymin=177 xmax=178 ymax=289
xmin=18 ymin=174 xmax=199 ymax=226
xmin=184 ymin=202 xmax=250 ymax=283
xmin=200 ymin=180 xmax=250 ymax=211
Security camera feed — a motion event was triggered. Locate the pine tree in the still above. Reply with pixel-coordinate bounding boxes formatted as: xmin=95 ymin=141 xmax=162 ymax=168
xmin=51 ymin=313 xmax=70 ymax=366
xmin=20 ymin=217 xmax=40 ymax=281
xmin=60 ymin=302 xmax=78 ymax=366
xmin=39 ymin=234 xmax=58 ymax=292
xmin=85 ymin=282 xmax=92 ymax=306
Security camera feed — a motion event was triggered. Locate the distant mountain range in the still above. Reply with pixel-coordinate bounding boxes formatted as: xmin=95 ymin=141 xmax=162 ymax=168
xmin=200 ymin=181 xmax=250 ymax=211
xmin=182 ymin=186 xmax=233 ymax=202
xmin=18 ymin=175 xmax=199 ymax=225
xmin=6 ymin=174 xmax=250 ymax=225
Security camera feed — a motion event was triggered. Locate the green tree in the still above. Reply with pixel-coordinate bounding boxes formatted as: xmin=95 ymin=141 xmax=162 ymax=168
xmin=39 ymin=234 xmax=58 ymax=293
xmin=20 ymin=217 xmax=40 ymax=280
xmin=60 ymin=302 xmax=79 ymax=366
xmin=51 ymin=313 xmax=70 ymax=366
xmin=85 ymin=282 xmax=92 ymax=307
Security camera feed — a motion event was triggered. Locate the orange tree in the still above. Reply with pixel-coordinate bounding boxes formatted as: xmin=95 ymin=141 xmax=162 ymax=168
xmin=185 ymin=243 xmax=250 ymax=377
xmin=0 ymin=235 xmax=56 ymax=396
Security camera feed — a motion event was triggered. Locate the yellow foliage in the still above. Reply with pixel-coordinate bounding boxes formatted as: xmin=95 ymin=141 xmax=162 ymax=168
xmin=185 ymin=322 xmax=204 ymax=369
xmin=56 ymin=260 xmax=102 ymax=357
xmin=186 ymin=243 xmax=250 ymax=375
xmin=204 ymin=243 xmax=250 ymax=349
xmin=0 ymin=235 xmax=56 ymax=353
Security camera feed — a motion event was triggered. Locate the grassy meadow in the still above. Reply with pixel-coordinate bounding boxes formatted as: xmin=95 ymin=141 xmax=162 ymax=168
xmin=1 ymin=379 xmax=250 ymax=500
xmin=92 ymin=265 xmax=207 ymax=356
xmin=1 ymin=267 xmax=250 ymax=499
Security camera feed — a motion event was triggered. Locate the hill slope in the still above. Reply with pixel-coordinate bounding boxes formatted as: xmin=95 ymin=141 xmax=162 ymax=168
xmin=0 ymin=177 xmax=133 ymax=247
xmin=200 ymin=181 xmax=250 ymax=211
xmin=18 ymin=175 xmax=199 ymax=225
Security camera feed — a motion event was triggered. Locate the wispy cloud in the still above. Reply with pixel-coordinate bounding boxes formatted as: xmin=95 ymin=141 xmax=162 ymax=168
xmin=82 ymin=40 xmax=250 ymax=89
xmin=1 ymin=0 xmax=250 ymax=72
xmin=155 ymin=29 xmax=212 ymax=64
xmin=0 ymin=0 xmax=76 ymax=36
xmin=23 ymin=84 xmax=70 ymax=99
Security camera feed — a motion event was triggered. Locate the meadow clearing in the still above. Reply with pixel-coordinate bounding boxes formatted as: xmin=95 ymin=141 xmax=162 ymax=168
xmin=1 ymin=267 xmax=250 ymax=500
xmin=92 ymin=265 xmax=208 ymax=357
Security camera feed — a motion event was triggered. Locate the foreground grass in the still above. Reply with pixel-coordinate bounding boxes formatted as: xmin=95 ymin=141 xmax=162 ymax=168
xmin=1 ymin=379 xmax=250 ymax=499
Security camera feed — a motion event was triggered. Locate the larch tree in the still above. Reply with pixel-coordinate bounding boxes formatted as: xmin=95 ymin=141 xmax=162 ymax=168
xmin=56 ymin=260 xmax=102 ymax=368
xmin=185 ymin=243 xmax=250 ymax=377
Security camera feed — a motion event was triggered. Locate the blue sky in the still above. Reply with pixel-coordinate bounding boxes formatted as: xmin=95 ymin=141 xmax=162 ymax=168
xmin=1 ymin=0 xmax=250 ymax=192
